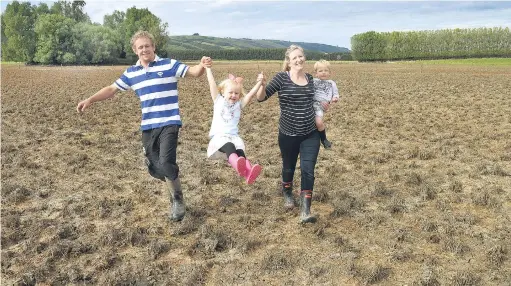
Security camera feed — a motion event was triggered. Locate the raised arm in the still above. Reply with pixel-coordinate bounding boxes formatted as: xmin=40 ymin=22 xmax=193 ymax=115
xmin=77 ymin=84 xmax=119 ymax=113
xmin=255 ymin=77 xmax=266 ymax=102
xmin=256 ymin=72 xmax=282 ymax=102
xmin=205 ymin=67 xmax=219 ymax=101
xmin=241 ymin=73 xmax=264 ymax=108
xmin=185 ymin=56 xmax=211 ymax=78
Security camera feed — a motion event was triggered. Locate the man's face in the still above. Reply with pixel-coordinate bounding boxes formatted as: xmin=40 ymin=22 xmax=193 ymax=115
xmin=132 ymin=37 xmax=155 ymax=63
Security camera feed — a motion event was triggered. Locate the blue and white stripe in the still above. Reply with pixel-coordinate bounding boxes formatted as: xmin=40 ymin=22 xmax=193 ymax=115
xmin=114 ymin=56 xmax=189 ymax=130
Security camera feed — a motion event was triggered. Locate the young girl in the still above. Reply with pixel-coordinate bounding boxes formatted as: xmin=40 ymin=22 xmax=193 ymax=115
xmin=205 ymin=66 xmax=264 ymax=184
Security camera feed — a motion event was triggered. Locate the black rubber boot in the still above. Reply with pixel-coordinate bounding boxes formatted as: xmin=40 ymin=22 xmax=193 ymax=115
xmin=166 ymin=178 xmax=185 ymax=221
xmin=322 ymin=139 xmax=332 ymax=149
xmin=300 ymin=190 xmax=317 ymax=223
xmin=282 ymin=182 xmax=296 ymax=209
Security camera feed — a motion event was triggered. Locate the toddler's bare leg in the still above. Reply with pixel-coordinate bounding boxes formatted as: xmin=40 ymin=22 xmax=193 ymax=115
xmin=315 ymin=116 xmax=325 ymax=131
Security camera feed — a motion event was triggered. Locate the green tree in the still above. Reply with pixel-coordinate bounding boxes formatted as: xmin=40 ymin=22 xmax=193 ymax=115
xmin=1 ymin=1 xmax=37 ymax=62
xmin=33 ymin=13 xmax=75 ymax=64
xmin=103 ymin=10 xmax=126 ymax=57
xmin=124 ymin=7 xmax=169 ymax=58
xmin=71 ymin=23 xmax=123 ymax=64
xmin=50 ymin=0 xmax=90 ymax=23
xmin=34 ymin=2 xmax=50 ymax=17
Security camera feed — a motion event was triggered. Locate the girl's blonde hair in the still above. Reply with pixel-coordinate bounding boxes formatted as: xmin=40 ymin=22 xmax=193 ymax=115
xmin=130 ymin=30 xmax=155 ymax=48
xmin=314 ymin=59 xmax=331 ymax=71
xmin=217 ymin=78 xmax=247 ymax=97
xmin=282 ymin=45 xmax=305 ymax=71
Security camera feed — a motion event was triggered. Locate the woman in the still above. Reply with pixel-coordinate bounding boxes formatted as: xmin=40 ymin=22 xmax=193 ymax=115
xmin=256 ymin=45 xmax=321 ymax=223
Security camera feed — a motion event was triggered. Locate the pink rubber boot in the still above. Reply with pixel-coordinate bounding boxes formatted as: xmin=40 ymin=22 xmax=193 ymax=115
xmin=228 ymin=153 xmax=246 ymax=176
xmin=245 ymin=159 xmax=262 ymax=184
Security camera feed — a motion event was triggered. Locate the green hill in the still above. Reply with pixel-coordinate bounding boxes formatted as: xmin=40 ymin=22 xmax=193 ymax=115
xmin=168 ymin=35 xmax=350 ymax=53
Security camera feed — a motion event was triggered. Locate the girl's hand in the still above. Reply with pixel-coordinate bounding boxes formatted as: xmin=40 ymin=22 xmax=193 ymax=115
xmin=257 ymin=72 xmax=266 ymax=85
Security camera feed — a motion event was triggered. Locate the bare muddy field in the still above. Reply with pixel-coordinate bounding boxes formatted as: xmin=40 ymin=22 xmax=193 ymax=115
xmin=2 ymin=61 xmax=510 ymax=285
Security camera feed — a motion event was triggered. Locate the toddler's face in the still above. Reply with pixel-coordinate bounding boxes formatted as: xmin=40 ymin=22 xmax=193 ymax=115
xmin=315 ymin=65 xmax=331 ymax=80
xmin=224 ymin=83 xmax=241 ymax=103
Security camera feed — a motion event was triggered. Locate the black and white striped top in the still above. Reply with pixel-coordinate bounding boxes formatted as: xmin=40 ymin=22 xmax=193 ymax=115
xmin=259 ymin=71 xmax=316 ymax=136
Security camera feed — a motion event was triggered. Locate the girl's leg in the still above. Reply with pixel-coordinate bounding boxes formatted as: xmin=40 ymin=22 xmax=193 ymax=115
xmin=219 ymin=142 xmax=238 ymax=157
xmin=220 ymin=142 xmax=246 ymax=176
xmin=299 ymin=131 xmax=321 ymax=223
xmin=235 ymin=149 xmax=246 ymax=158
xmin=234 ymin=149 xmax=262 ymax=184
xmin=278 ymin=132 xmax=301 ymax=207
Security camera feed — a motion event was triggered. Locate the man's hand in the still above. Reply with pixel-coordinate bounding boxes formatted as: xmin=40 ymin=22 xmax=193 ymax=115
xmin=201 ymin=56 xmax=212 ymax=68
xmin=77 ymin=99 xmax=92 ymax=113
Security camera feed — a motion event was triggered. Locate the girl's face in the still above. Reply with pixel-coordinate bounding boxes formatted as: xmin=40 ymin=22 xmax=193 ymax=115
xmin=224 ymin=82 xmax=241 ymax=103
xmin=288 ymin=49 xmax=305 ymax=71
xmin=315 ymin=65 xmax=331 ymax=80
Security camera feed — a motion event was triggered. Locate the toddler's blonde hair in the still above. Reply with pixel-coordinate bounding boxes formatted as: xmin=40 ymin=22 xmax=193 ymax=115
xmin=314 ymin=59 xmax=331 ymax=71
xmin=217 ymin=78 xmax=247 ymax=97
xmin=282 ymin=45 xmax=305 ymax=71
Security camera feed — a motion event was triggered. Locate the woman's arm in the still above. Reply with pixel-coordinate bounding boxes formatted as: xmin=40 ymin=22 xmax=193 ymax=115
xmin=256 ymin=72 xmax=282 ymax=102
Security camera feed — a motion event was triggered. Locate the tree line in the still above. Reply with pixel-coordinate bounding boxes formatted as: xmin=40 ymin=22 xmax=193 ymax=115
xmin=167 ymin=49 xmax=352 ymax=61
xmin=2 ymin=1 xmax=508 ymax=64
xmin=1 ymin=1 xmax=168 ymax=64
xmin=0 ymin=1 xmax=352 ymax=64
xmin=351 ymin=27 xmax=511 ymax=61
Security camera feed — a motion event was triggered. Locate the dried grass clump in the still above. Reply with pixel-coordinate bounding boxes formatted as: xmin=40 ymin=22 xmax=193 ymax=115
xmin=356 ymin=264 xmax=390 ymax=285
xmin=261 ymin=251 xmax=295 ymax=274
xmin=487 ymin=245 xmax=507 ymax=267
xmin=451 ymin=271 xmax=481 ymax=286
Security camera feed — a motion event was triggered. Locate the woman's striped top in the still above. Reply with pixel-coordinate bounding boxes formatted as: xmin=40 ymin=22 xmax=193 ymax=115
xmin=259 ymin=71 xmax=316 ymax=136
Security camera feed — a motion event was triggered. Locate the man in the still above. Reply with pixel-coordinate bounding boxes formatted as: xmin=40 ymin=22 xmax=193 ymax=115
xmin=77 ymin=30 xmax=212 ymax=221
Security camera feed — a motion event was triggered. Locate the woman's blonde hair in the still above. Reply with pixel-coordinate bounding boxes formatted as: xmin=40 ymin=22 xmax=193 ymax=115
xmin=130 ymin=30 xmax=156 ymax=48
xmin=217 ymin=78 xmax=247 ymax=97
xmin=314 ymin=59 xmax=331 ymax=71
xmin=282 ymin=45 xmax=305 ymax=71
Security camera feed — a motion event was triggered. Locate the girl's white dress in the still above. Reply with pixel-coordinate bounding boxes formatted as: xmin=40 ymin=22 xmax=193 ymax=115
xmin=207 ymin=95 xmax=245 ymax=160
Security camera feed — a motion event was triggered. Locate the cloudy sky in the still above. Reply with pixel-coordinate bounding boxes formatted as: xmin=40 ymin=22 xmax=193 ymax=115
xmin=2 ymin=1 xmax=510 ymax=49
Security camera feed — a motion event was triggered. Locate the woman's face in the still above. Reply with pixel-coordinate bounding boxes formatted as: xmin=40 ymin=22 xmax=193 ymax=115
xmin=288 ymin=49 xmax=305 ymax=71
